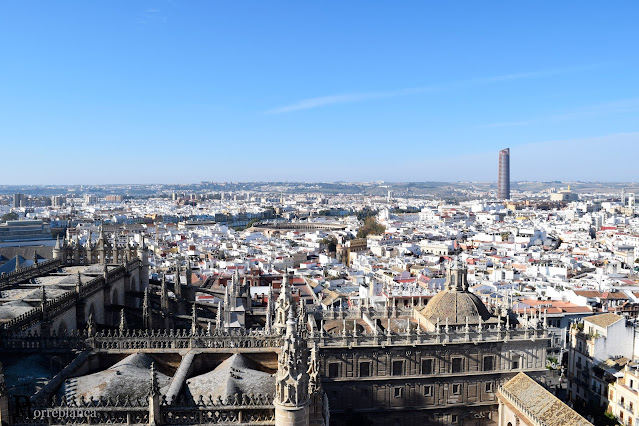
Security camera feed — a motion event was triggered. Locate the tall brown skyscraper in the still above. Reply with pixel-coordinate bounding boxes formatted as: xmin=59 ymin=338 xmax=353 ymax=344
xmin=498 ymin=148 xmax=510 ymax=199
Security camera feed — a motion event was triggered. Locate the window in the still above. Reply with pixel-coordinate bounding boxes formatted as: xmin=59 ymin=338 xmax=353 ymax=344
xmin=630 ymin=402 xmax=634 ymax=413
xmin=359 ymin=361 xmax=371 ymax=377
xmin=452 ymin=384 xmax=461 ymax=395
xmin=451 ymin=357 xmax=463 ymax=373
xmin=424 ymin=385 xmax=433 ymax=397
xmin=392 ymin=360 xmax=404 ymax=376
xmin=512 ymin=360 xmax=519 ymax=370
xmin=451 ymin=414 xmax=459 ymax=423
xmin=394 ymin=387 xmax=403 ymax=398
xmin=483 ymin=356 xmax=495 ymax=371
xmin=485 ymin=382 xmax=494 ymax=393
xmin=621 ymin=397 xmax=625 ymax=406
xmin=631 ymin=379 xmax=635 ymax=389
xmin=422 ymin=358 xmax=433 ymax=375
xmin=328 ymin=362 xmax=340 ymax=378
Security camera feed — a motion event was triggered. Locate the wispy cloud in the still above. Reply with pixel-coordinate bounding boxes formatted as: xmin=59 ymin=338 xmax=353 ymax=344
xmin=264 ymin=64 xmax=603 ymax=114
xmin=264 ymin=86 xmax=438 ymax=114
xmin=481 ymin=97 xmax=639 ymax=128
xmin=137 ymin=8 xmax=168 ymax=25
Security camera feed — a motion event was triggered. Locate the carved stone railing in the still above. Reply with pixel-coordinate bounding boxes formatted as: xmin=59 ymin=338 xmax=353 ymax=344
xmin=0 ymin=258 xmax=62 ymax=289
xmin=161 ymin=394 xmax=275 ymax=425
xmin=1 ymin=290 xmax=83 ymax=332
xmin=315 ymin=325 xmax=548 ymax=348
xmin=313 ymin=306 xmax=415 ymax=321
xmin=0 ymin=328 xmax=283 ymax=353
xmin=87 ymin=328 xmax=283 ymax=352
xmin=2 ymin=260 xmax=141 ymax=332
xmin=0 ymin=329 xmax=86 ymax=351
xmin=9 ymin=392 xmax=275 ymax=425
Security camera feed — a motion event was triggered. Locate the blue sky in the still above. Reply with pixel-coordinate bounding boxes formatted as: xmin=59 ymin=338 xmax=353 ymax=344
xmin=1 ymin=1 xmax=638 ymax=184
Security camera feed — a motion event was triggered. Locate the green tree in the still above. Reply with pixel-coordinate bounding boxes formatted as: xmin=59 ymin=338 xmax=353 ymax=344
xmin=357 ymin=217 xmax=386 ymax=238
xmin=320 ymin=236 xmax=337 ymax=252
xmin=1 ymin=212 xmax=19 ymax=223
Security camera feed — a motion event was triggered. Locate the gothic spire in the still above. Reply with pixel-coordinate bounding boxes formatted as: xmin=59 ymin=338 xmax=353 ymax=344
xmin=142 ymin=287 xmax=150 ymax=329
xmin=149 ymin=362 xmax=160 ymax=397
xmin=86 ymin=313 xmax=95 ymax=336
xmin=216 ymin=301 xmax=223 ymax=330
xmin=40 ymin=285 xmax=47 ymax=315
xmin=275 ymin=302 xmax=309 ymax=407
xmin=191 ymin=303 xmax=198 ymax=334
xmin=119 ymin=309 xmax=127 ymax=334
xmin=307 ymin=344 xmax=321 ymax=394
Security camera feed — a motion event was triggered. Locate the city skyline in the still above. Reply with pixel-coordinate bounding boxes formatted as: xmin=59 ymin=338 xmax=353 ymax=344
xmin=1 ymin=2 xmax=638 ymax=184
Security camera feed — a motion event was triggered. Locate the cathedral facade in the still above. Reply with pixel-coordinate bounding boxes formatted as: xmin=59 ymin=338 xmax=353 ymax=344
xmin=0 ymin=245 xmax=549 ymax=426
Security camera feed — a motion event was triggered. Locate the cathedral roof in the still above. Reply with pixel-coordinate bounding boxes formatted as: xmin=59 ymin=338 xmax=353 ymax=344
xmin=185 ymin=354 xmax=274 ymax=401
xmin=418 ymin=289 xmax=493 ymax=325
xmin=57 ymin=353 xmax=171 ymax=401
xmin=417 ymin=256 xmax=495 ymax=326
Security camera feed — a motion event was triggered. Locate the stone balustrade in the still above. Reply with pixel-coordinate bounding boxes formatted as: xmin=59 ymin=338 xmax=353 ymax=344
xmin=0 ymin=258 xmax=62 ymax=289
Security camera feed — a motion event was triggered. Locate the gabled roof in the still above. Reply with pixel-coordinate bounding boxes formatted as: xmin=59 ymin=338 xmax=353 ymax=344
xmin=584 ymin=312 xmax=623 ymax=328
xmin=500 ymin=372 xmax=591 ymax=426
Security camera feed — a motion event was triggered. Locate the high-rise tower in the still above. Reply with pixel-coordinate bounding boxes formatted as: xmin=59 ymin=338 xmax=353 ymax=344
xmin=498 ymin=148 xmax=510 ymax=199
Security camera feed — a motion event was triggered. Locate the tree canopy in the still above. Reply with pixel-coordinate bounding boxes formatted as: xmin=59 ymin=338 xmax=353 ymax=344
xmin=357 ymin=217 xmax=385 ymax=238
xmin=1 ymin=212 xmax=19 ymax=223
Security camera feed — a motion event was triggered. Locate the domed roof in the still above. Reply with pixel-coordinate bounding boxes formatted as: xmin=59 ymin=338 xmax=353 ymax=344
xmin=420 ymin=290 xmax=493 ymax=325
xmin=418 ymin=256 xmax=494 ymax=326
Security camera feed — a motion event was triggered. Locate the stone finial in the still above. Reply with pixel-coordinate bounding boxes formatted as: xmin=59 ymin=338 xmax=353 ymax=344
xmin=161 ymin=274 xmax=169 ymax=311
xmin=142 ymin=288 xmax=150 ymax=330
xmin=298 ymin=298 xmax=306 ymax=320
xmin=119 ymin=309 xmax=127 ymax=334
xmin=274 ymin=272 xmax=293 ymax=332
xmin=307 ymin=345 xmax=320 ymax=394
xmin=86 ymin=313 xmax=95 ymax=336
xmin=265 ymin=289 xmax=273 ymax=333
xmin=191 ymin=303 xmax=198 ymax=334
xmin=216 ymin=301 xmax=222 ymax=329
xmin=76 ymin=272 xmax=82 ymax=294
xmin=40 ymin=285 xmax=47 ymax=314
xmin=149 ymin=363 xmax=160 ymax=397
